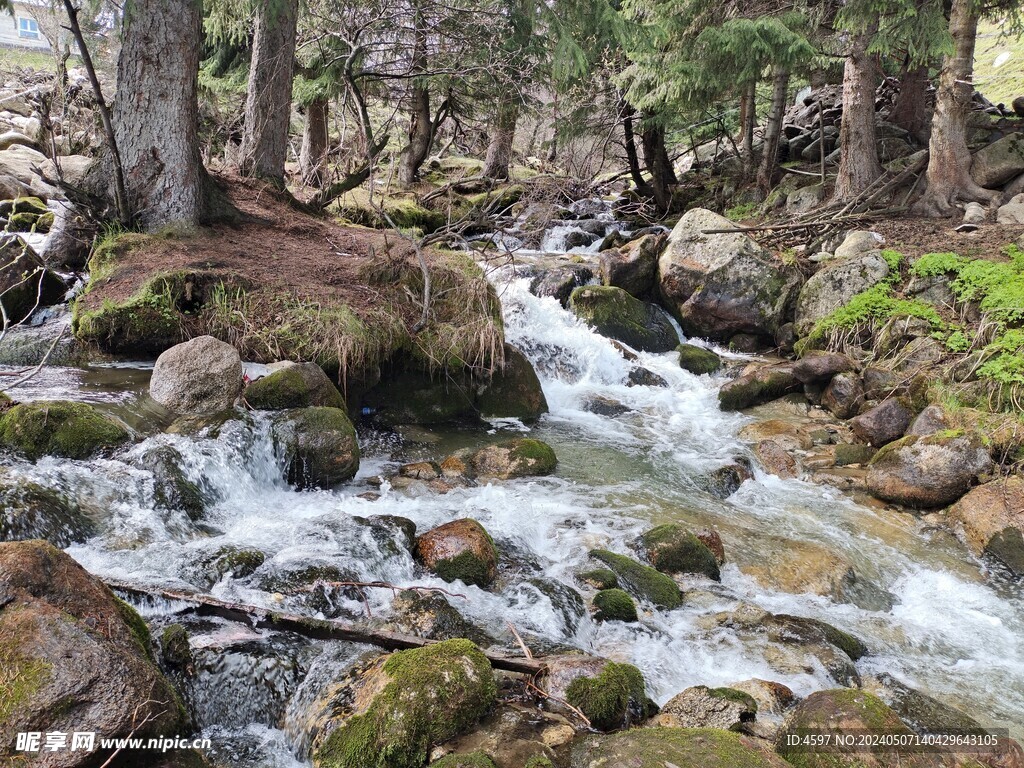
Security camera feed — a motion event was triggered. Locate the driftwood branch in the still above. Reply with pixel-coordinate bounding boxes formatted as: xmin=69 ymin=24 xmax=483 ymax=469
xmin=104 ymin=579 xmax=546 ymax=675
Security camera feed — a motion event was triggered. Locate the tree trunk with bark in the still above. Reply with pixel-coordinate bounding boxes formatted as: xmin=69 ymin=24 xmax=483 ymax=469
xmin=913 ymin=0 xmax=994 ymax=216
xmin=620 ymin=96 xmax=646 ymax=190
xmin=111 ymin=0 xmax=205 ymax=230
xmin=757 ymin=67 xmax=790 ymax=196
xmin=399 ymin=10 xmax=431 ymax=186
xmin=889 ymin=63 xmax=931 ymax=143
xmin=300 ymin=96 xmax=328 ymax=187
xmin=240 ymin=0 xmax=299 ymax=183
xmin=641 ymin=124 xmax=677 ymax=211
xmin=482 ymin=100 xmax=518 ymax=181
xmin=834 ymin=27 xmax=883 ymax=202
xmin=740 ymin=81 xmax=756 ymax=181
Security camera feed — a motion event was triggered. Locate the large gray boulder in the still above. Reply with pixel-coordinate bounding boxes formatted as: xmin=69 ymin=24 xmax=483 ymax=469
xmin=867 ymin=431 xmax=992 ymax=508
xmin=795 ymin=251 xmax=891 ymax=337
xmin=658 ymin=208 xmax=803 ymax=342
xmin=972 ymin=133 xmax=1024 ymax=188
xmin=149 ymin=335 xmax=243 ymax=414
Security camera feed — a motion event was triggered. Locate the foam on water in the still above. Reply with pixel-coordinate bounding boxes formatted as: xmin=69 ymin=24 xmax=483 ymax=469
xmin=8 ymin=267 xmax=1024 ymax=762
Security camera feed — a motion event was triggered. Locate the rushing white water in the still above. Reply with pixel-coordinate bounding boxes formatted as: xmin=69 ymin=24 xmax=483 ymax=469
xmin=3 ymin=267 xmax=1024 ymax=763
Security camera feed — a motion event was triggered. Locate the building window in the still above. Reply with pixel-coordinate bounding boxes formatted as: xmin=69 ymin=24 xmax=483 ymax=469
xmin=18 ymin=17 xmax=41 ymax=39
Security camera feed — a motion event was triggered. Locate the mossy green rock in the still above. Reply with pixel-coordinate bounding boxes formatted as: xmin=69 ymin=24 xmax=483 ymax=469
xmin=0 ymin=400 xmax=129 ymax=460
xmin=578 ymin=568 xmax=618 ymax=590
xmin=160 ymin=624 xmax=193 ymax=670
xmin=245 ymin=362 xmax=346 ymax=410
xmin=777 ymin=689 xmax=914 ymax=767
xmin=272 ymin=407 xmax=360 ymax=489
xmin=565 ymin=661 xmax=655 ymax=732
xmin=313 ymin=639 xmax=497 ymax=768
xmin=592 ymin=589 xmax=638 ymax=622
xmin=571 ymin=727 xmax=793 ymax=767
xmin=590 ymin=549 xmax=682 ymax=609
xmin=0 ymin=236 xmax=67 ymax=323
xmin=469 ymin=438 xmax=557 ymax=480
xmin=415 ymin=519 xmax=499 ymax=588
xmin=569 ymin=285 xmax=678 ymax=352
xmin=136 ymin=445 xmax=206 ymax=521
xmin=0 ymin=541 xmax=186 ymax=762
xmin=0 ymin=196 xmax=48 ymax=216
xmin=476 ymin=344 xmax=548 ymax=422
xmin=639 ymin=524 xmax=721 ymax=581
xmin=718 ymin=364 xmax=800 ymax=411
xmin=0 ymin=472 xmax=93 ymax=546
xmin=677 ymin=343 xmax=722 ymax=375
xmin=429 ymin=752 xmax=497 ymax=768
xmin=834 ymin=443 xmax=876 ymax=466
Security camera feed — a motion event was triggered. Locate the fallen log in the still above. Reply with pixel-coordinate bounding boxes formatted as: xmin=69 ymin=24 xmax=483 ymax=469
xmin=104 ymin=579 xmax=547 ymax=676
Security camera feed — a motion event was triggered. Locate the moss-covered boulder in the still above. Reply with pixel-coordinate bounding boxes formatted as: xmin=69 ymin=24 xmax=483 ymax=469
xmin=185 ymin=545 xmax=266 ymax=588
xmin=578 ymin=568 xmax=618 ymax=590
xmin=0 ymin=541 xmax=186 ymax=765
xmin=415 ymin=519 xmax=499 ymax=588
xmin=272 ymin=407 xmax=360 ymax=489
xmin=718 ymin=364 xmax=801 ymax=411
xmin=0 ymin=235 xmax=66 ymax=323
xmin=0 ymin=472 xmax=94 ymax=546
xmin=135 ymin=445 xmax=206 ymax=521
xmin=776 ymin=689 xmax=915 ymax=767
xmin=311 ymin=639 xmax=497 ymax=768
xmin=0 ymin=400 xmax=129 ymax=460
xmin=572 ymin=727 xmax=793 ymax=767
xmin=429 ymin=753 xmax=497 ymax=768
xmin=245 ymin=361 xmax=346 ymax=410
xmin=653 ymin=685 xmax=757 ymax=730
xmin=834 ymin=443 xmax=876 ymax=466
xmin=589 ymin=550 xmax=682 ymax=609
xmin=677 ymin=343 xmax=722 ymax=375
xmin=867 ymin=431 xmax=992 ymax=508
xmin=476 ymin=344 xmax=548 ymax=422
xmin=363 ymin=369 xmax=477 ymax=425
xmin=382 ymin=590 xmax=483 ymax=643
xmin=592 ymin=588 xmax=638 ymax=622
xmin=946 ymin=476 xmax=1024 ymax=578
xmin=569 ymin=285 xmax=678 ymax=352
xmin=541 ymin=656 xmax=654 ymax=732
xmin=639 ymin=524 xmax=721 ymax=581
xmin=468 ymin=438 xmax=557 ymax=480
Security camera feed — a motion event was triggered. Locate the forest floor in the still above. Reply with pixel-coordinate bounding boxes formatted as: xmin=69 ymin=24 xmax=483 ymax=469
xmin=871 ymin=216 xmax=1023 ymax=259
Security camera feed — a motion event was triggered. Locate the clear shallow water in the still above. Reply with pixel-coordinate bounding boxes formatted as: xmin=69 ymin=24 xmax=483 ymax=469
xmin=3 ymin=270 xmax=1023 ymax=763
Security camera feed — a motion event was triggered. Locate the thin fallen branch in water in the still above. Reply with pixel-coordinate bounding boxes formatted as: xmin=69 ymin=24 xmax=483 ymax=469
xmin=104 ymin=579 xmax=544 ymax=675
xmin=0 ymin=325 xmax=66 ymax=393
xmin=506 ymin=620 xmax=589 ymax=729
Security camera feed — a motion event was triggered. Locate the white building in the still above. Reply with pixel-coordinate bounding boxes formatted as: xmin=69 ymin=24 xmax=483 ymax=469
xmin=0 ymin=2 xmax=54 ymax=51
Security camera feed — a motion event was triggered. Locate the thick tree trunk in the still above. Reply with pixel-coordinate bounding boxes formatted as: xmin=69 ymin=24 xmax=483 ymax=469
xmin=482 ymin=100 xmax=518 ymax=181
xmin=740 ymin=81 xmax=756 ymax=180
xmin=240 ymin=0 xmax=299 ymax=183
xmin=889 ymin=63 xmax=931 ymax=142
xmin=641 ymin=124 xmax=677 ymax=210
xmin=757 ymin=67 xmax=790 ymax=195
xmin=300 ymin=96 xmax=328 ymax=187
xmin=834 ymin=27 xmax=883 ymax=202
xmin=399 ymin=10 xmax=431 ymax=186
xmin=111 ymin=0 xmax=205 ymax=230
xmin=913 ymin=0 xmax=994 ymax=216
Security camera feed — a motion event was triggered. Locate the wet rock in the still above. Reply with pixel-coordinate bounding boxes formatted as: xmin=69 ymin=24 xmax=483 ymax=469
xmin=159 ymin=623 xmax=193 ymax=672
xmin=821 ymin=372 xmax=864 ymax=419
xmin=793 ymin=352 xmax=856 ymax=384
xmin=476 ymin=344 xmax=548 ymax=422
xmin=794 ymin=251 xmax=891 ymax=337
xmin=570 ymin=727 xmax=793 ymax=768
xmin=431 ymin=751 xmax=498 ymax=767
xmin=529 ymin=265 xmax=593 ymax=306
xmin=972 ymin=133 xmax=1024 ymax=187
xmin=658 ymin=208 xmax=803 ymax=342
xmin=695 ymin=528 xmax=726 ymax=565
xmin=652 ymin=685 xmax=757 ymax=729
xmin=577 ymin=568 xmax=618 ymax=590
xmin=729 ymin=678 xmax=796 ymax=719
xmin=867 ymin=431 xmax=992 ymax=508
xmin=363 ymin=369 xmax=476 ymax=425
xmin=569 ymin=285 xmax=678 ymax=352
xmin=768 ymin=614 xmax=867 ymax=661
xmin=592 ymin=588 xmax=638 ymax=622
xmin=245 ymin=362 xmax=346 ymax=410
xmin=149 ymin=336 xmax=244 ymax=415
xmin=718 ymin=363 xmax=801 ymax=411
xmin=468 ymin=438 xmax=557 ymax=480
xmin=851 ymin=398 xmax=914 ymax=448
xmin=310 ymin=639 xmax=497 ymax=768
xmin=753 ymin=439 xmax=798 ymax=479
xmin=870 ymin=674 xmax=987 ymax=736
xmin=0 ymin=541 xmax=186 ymax=766
xmin=0 ymin=400 xmax=129 ymax=460
xmin=272 ymin=407 xmax=360 ymax=489
xmin=415 ymin=519 xmax=499 ymax=588
xmin=677 ymin=343 xmax=722 ymax=375
xmin=739 ymin=419 xmax=813 ymax=452
xmin=703 ymin=461 xmax=753 ymax=498
xmin=639 ymin=523 xmax=721 ymax=580
xmin=589 ymin=549 xmax=682 ymax=609
xmin=136 ymin=445 xmax=206 ymax=521
xmin=946 ymin=476 xmax=1024 ymax=577
xmin=431 ymin=702 xmax=571 ymax=768
xmin=599 ymin=232 xmax=664 ymax=298
xmin=581 ymin=395 xmax=631 ymax=416
xmin=384 ymin=590 xmax=482 ymax=642
xmin=0 ymin=472 xmax=93 ymax=546
xmin=0 ymin=235 xmax=66 ymax=323
xmin=40 ymin=201 xmax=95 ymax=270
xmin=626 ymin=366 xmax=668 ymax=387
xmin=187 ymin=545 xmax=266 ymax=588
xmin=519 ymin=578 xmax=587 ymax=636
xmin=543 ymin=656 xmax=654 ymax=732
xmin=777 ymin=689 xmax=913 ymax=767
xmin=729 ymin=333 xmax=763 ymax=353
xmin=834 ymin=443 xmax=876 ymax=466
xmin=907 ymin=403 xmax=950 ymax=436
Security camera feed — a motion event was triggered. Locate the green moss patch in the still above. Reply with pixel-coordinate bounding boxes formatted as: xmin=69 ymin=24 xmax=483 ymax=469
xmin=639 ymin=524 xmax=720 ymax=581
xmin=0 ymin=400 xmax=129 ymax=460
xmin=578 ymin=568 xmax=618 ymax=590
xmin=677 ymin=343 xmax=722 ymax=375
xmin=572 ymin=727 xmax=791 ymax=768
xmin=589 ymin=550 xmax=682 ymax=610
xmin=593 ymin=589 xmax=638 ymax=622
xmin=0 ymin=637 xmax=51 ymax=724
xmin=429 ymin=752 xmax=497 ymax=768
xmin=565 ymin=661 xmax=653 ymax=732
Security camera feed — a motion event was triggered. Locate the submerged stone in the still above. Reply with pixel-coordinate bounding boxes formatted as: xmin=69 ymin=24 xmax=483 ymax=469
xmin=0 ymin=472 xmax=93 ymax=546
